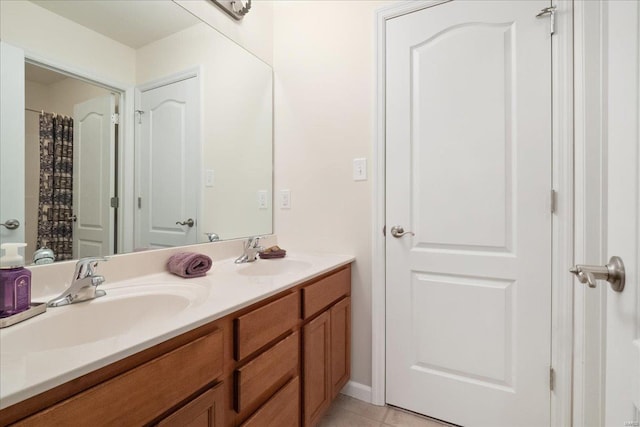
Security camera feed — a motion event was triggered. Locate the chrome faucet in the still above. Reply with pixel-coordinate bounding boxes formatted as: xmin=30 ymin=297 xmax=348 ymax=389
xmin=205 ymin=232 xmax=220 ymax=242
xmin=48 ymin=257 xmax=109 ymax=307
xmin=235 ymin=236 xmax=264 ymax=264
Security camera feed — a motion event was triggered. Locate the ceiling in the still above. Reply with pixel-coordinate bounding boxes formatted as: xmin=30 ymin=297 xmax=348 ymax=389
xmin=30 ymin=0 xmax=199 ymax=49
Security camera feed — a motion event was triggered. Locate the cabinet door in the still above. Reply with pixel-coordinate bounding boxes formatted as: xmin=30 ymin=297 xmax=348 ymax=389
xmin=303 ymin=311 xmax=330 ymax=427
xmin=330 ymin=297 xmax=351 ymax=398
xmin=157 ymin=383 xmax=224 ymax=427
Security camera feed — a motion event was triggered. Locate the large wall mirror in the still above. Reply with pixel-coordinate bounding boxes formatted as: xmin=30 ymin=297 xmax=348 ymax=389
xmin=0 ymin=0 xmax=273 ymax=263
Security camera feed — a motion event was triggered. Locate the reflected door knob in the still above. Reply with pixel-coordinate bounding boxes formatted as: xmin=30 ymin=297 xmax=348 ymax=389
xmin=176 ymin=218 xmax=195 ymax=227
xmin=0 ymin=219 xmax=20 ymax=230
xmin=390 ymin=225 xmax=415 ymax=238
xmin=569 ymin=256 xmax=625 ymax=292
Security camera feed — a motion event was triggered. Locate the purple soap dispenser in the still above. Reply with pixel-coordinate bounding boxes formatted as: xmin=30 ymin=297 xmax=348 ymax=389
xmin=0 ymin=243 xmax=31 ymax=316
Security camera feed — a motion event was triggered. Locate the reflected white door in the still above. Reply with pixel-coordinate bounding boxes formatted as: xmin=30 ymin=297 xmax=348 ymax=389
xmin=604 ymin=1 xmax=640 ymax=423
xmin=0 ymin=42 xmax=25 ymax=244
xmin=385 ymin=2 xmax=552 ymax=426
xmin=138 ymin=77 xmax=199 ymax=249
xmin=72 ymin=95 xmax=116 ymax=258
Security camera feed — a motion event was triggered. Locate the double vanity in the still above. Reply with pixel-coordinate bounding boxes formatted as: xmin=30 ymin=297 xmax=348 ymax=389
xmin=0 ymin=240 xmax=353 ymax=426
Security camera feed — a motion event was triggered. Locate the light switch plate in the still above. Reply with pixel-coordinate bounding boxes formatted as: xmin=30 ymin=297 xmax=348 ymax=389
xmin=258 ymin=190 xmax=268 ymax=209
xmin=353 ymin=158 xmax=367 ymax=181
xmin=279 ymin=189 xmax=291 ymax=209
xmin=205 ymin=169 xmax=215 ymax=187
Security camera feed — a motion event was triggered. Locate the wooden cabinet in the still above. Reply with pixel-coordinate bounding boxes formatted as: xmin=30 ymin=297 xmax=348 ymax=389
xmin=303 ymin=311 xmax=331 ymax=427
xmin=234 ymin=331 xmax=299 ymax=414
xmin=156 ymin=383 xmax=225 ymax=427
xmin=302 ymin=268 xmax=350 ymax=319
xmin=234 ymin=292 xmax=300 ymax=361
xmin=14 ymin=329 xmax=224 ymax=427
xmin=330 ymin=297 xmax=351 ymax=399
xmin=240 ymin=377 xmax=300 ymax=427
xmin=2 ymin=264 xmax=351 ymax=427
xmin=302 ymin=268 xmax=352 ymax=427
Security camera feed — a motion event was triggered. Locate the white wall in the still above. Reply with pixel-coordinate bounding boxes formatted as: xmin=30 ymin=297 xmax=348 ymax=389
xmin=0 ymin=0 xmax=136 ymax=86
xmin=273 ymin=0 xmax=393 ymax=389
xmin=175 ymin=0 xmax=274 ymax=66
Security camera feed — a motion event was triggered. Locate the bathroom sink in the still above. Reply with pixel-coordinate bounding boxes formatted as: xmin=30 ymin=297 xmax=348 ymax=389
xmin=237 ymin=259 xmax=312 ymax=277
xmin=0 ymin=284 xmax=205 ymax=354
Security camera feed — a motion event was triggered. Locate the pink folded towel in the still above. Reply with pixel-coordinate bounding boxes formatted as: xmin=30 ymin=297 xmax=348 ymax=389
xmin=167 ymin=252 xmax=212 ymax=278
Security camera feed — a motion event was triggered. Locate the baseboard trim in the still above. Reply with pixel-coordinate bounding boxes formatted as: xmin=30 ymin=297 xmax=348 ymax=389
xmin=341 ymin=381 xmax=374 ymax=404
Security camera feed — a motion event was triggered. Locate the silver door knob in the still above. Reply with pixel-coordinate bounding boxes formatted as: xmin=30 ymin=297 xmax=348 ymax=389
xmin=176 ymin=218 xmax=195 ymax=227
xmin=0 ymin=219 xmax=20 ymax=230
xmin=390 ymin=225 xmax=415 ymax=238
xmin=569 ymin=256 xmax=625 ymax=292
xmin=65 ymin=215 xmax=77 ymax=223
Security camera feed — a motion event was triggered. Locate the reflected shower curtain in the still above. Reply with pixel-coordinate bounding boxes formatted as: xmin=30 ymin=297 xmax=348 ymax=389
xmin=37 ymin=113 xmax=74 ymax=261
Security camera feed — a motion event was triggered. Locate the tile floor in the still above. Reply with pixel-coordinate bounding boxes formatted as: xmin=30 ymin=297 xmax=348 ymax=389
xmin=318 ymin=394 xmax=455 ymax=427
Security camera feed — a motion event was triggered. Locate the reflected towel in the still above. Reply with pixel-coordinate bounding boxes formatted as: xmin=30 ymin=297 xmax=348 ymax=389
xmin=167 ymin=252 xmax=213 ymax=278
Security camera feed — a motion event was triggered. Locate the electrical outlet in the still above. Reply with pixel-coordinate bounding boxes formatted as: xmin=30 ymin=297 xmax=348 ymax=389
xmin=279 ymin=190 xmax=291 ymax=209
xmin=258 ymin=190 xmax=268 ymax=209
xmin=353 ymin=158 xmax=367 ymax=181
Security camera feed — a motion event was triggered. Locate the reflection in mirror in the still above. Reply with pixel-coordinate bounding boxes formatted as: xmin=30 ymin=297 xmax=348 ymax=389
xmin=0 ymin=0 xmax=273 ymax=263
xmin=24 ymin=64 xmax=120 ymax=262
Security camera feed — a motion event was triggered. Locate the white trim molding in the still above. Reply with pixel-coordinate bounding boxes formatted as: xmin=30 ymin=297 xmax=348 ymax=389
xmin=372 ymin=1 xmax=575 ymax=424
xmin=549 ymin=2 xmax=575 ymax=426
xmin=572 ymin=0 xmax=607 ymax=424
xmin=341 ymin=381 xmax=373 ymax=404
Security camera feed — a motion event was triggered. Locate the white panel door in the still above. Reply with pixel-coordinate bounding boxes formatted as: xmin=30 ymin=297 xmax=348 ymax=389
xmin=385 ymin=2 xmax=552 ymax=426
xmin=73 ymin=95 xmax=116 ymax=258
xmin=604 ymin=0 xmax=640 ymax=423
xmin=0 ymin=42 xmax=25 ymax=244
xmin=138 ymin=77 xmax=199 ymax=249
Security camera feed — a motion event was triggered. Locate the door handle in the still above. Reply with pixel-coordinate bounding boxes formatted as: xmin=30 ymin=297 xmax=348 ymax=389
xmin=569 ymin=256 xmax=625 ymax=292
xmin=390 ymin=225 xmax=415 ymax=238
xmin=176 ymin=218 xmax=195 ymax=227
xmin=0 ymin=219 xmax=20 ymax=230
xmin=65 ymin=215 xmax=77 ymax=223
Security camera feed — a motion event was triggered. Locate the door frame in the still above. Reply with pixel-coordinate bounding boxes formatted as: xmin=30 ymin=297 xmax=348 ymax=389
xmin=371 ymin=1 xmax=575 ymax=425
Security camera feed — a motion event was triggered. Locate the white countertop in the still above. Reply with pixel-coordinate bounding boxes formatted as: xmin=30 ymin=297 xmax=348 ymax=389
xmin=0 ymin=252 xmax=354 ymax=410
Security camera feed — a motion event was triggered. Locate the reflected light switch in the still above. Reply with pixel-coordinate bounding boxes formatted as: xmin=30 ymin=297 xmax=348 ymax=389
xmin=258 ymin=190 xmax=268 ymax=209
xmin=205 ymin=169 xmax=215 ymax=187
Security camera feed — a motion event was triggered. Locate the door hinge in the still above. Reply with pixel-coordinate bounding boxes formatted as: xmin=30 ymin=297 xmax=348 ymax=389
xmin=550 ymin=189 xmax=557 ymax=214
xmin=135 ymin=110 xmax=144 ymax=124
xmin=550 ymin=367 xmax=555 ymax=391
xmin=111 ymin=113 xmax=120 ymax=124
xmin=138 ymin=197 xmax=142 ymax=209
xmin=383 ymin=225 xmax=386 ymax=236
xmin=110 ymin=197 xmax=119 ymax=208
xmin=536 ymin=6 xmax=557 ymax=35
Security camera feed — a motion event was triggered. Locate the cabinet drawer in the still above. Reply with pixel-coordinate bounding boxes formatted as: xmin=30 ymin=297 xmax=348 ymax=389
xmin=235 ymin=331 xmax=299 ymax=414
xmin=302 ymin=267 xmax=350 ymax=319
xmin=16 ymin=329 xmax=224 ymax=427
xmin=235 ymin=292 xmax=300 ymax=361
xmin=156 ymin=382 xmax=224 ymax=427
xmin=240 ymin=377 xmax=300 ymax=427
